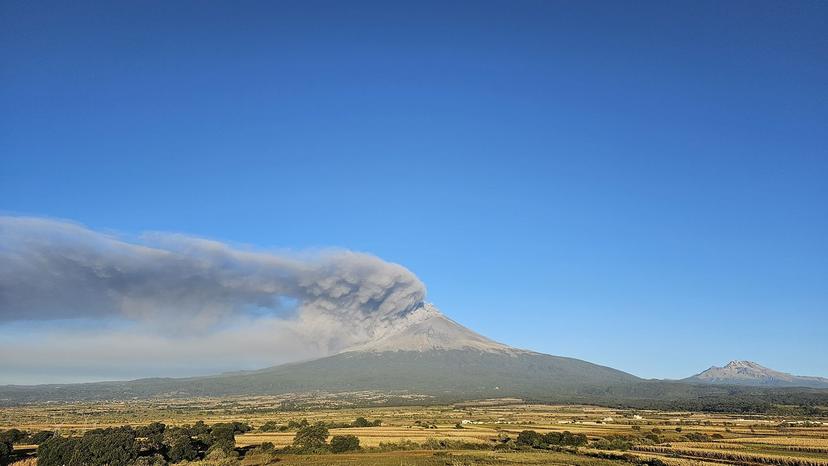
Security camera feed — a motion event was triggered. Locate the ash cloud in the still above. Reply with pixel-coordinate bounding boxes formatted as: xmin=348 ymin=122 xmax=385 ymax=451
xmin=0 ymin=216 xmax=427 ymax=379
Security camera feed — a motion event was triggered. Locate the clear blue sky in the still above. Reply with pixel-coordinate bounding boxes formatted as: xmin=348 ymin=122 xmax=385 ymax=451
xmin=2 ymin=0 xmax=827 ymax=380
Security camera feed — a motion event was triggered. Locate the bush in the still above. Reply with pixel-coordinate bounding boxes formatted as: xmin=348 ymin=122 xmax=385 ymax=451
xmin=199 ymin=446 xmax=239 ymax=466
xmin=241 ymin=443 xmax=276 ymax=466
xmin=684 ymin=432 xmax=712 ymax=442
xmin=376 ymin=439 xmax=420 ymax=451
xmin=137 ymin=423 xmax=166 ymax=438
xmin=131 ymin=454 xmax=168 ymax=466
xmin=643 ymin=433 xmax=661 ymax=444
xmin=257 ymin=422 xmax=280 ymax=432
xmin=591 ymin=435 xmax=634 ymax=451
xmin=422 ymin=438 xmax=491 ymax=450
xmin=330 ymin=435 xmax=360 ymax=453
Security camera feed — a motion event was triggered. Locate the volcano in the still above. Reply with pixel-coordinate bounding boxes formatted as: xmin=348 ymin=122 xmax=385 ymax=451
xmin=0 ymin=304 xmax=642 ymax=402
xmin=6 ymin=305 xmax=828 ymax=408
xmin=685 ymin=360 xmax=828 ymax=389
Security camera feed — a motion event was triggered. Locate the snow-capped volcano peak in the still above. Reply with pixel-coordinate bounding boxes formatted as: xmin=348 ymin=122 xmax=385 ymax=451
xmin=345 ymin=303 xmax=521 ymax=354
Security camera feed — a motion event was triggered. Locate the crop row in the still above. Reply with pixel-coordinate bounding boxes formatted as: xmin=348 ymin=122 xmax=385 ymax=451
xmin=632 ymin=445 xmax=828 ymax=466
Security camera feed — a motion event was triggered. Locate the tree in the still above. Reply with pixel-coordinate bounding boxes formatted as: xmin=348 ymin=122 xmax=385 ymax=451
xmin=258 ymin=421 xmax=280 ymax=432
xmin=164 ymin=429 xmax=198 ymax=463
xmin=287 ymin=419 xmax=310 ymax=429
xmin=137 ymin=422 xmax=166 ymax=454
xmin=292 ymin=423 xmax=329 ymax=452
xmin=70 ymin=426 xmax=138 ymax=466
xmin=29 ymin=431 xmax=55 ymax=445
xmin=37 ymin=436 xmax=80 ymax=466
xmin=0 ymin=429 xmax=25 ymax=445
xmin=351 ymin=417 xmax=371 ymax=428
xmin=330 ymin=435 xmax=360 ymax=453
xmin=207 ymin=423 xmax=237 ymax=454
xmin=0 ymin=441 xmax=12 ymax=465
xmin=516 ymin=430 xmax=544 ymax=448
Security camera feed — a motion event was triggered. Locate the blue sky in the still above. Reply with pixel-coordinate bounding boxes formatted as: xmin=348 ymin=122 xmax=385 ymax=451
xmin=1 ymin=0 xmax=827 ymax=382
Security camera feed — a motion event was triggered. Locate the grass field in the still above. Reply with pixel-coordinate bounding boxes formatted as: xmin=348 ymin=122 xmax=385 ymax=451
xmin=2 ymin=396 xmax=827 ymax=465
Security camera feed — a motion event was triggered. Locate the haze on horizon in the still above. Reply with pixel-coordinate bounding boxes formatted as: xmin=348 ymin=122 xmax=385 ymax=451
xmin=1 ymin=0 xmax=827 ymax=384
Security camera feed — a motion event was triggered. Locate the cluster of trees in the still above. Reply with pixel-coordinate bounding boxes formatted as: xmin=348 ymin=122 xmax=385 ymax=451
xmin=288 ymin=423 xmax=360 ymax=454
xmin=5 ymin=418 xmax=368 ymax=466
xmin=259 ymin=417 xmax=380 ymax=432
xmin=591 ymin=435 xmax=635 ymax=451
xmin=515 ymin=430 xmax=588 ymax=449
xmin=1 ymin=428 xmax=55 ymax=464
xmin=35 ymin=421 xmax=251 ymax=466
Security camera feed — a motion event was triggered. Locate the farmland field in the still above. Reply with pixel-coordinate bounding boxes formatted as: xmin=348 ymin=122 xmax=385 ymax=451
xmin=2 ymin=396 xmax=827 ymax=465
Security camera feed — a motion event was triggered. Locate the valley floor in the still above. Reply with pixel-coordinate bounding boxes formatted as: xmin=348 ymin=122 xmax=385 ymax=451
xmin=2 ymin=395 xmax=827 ymax=465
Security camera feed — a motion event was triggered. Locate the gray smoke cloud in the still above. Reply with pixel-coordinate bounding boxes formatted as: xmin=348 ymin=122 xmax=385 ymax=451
xmin=0 ymin=216 xmax=427 ymax=374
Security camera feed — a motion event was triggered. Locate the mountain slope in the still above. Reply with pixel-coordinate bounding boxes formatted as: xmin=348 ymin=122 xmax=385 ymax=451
xmin=345 ymin=303 xmax=518 ymax=353
xmin=685 ymin=360 xmax=828 ymax=389
xmin=0 ymin=304 xmax=640 ymax=402
xmin=3 ymin=307 xmax=828 ymax=412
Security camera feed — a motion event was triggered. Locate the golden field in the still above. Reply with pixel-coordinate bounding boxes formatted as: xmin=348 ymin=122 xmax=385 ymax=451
xmin=2 ymin=395 xmax=827 ymax=465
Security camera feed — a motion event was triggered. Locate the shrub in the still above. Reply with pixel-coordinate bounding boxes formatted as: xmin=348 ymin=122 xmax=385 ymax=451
xmin=330 ymin=435 xmax=360 ymax=453
xmin=258 ymin=422 xmax=280 ymax=432
xmin=643 ymin=433 xmax=661 ymax=444
xmin=136 ymin=423 xmax=166 ymax=438
xmin=684 ymin=432 xmax=712 ymax=442
xmin=376 ymin=439 xmax=419 ymax=451
xmin=591 ymin=435 xmax=634 ymax=451
xmin=241 ymin=443 xmax=276 ymax=466
xmin=131 ymin=454 xmax=168 ymax=466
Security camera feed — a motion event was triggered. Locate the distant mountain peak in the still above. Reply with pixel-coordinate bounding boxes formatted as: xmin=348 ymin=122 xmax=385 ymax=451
xmin=686 ymin=360 xmax=828 ymax=389
xmin=344 ymin=303 xmax=523 ymax=354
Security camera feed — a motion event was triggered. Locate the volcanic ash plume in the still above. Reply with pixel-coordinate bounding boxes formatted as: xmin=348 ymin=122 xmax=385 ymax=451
xmin=0 ymin=216 xmax=427 ymax=354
